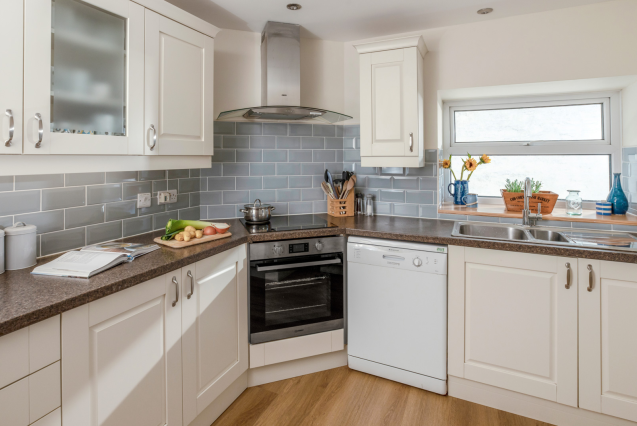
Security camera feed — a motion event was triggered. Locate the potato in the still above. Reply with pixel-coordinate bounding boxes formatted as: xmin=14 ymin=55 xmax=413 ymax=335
xmin=184 ymin=226 xmax=196 ymax=233
xmin=195 ymin=230 xmax=203 ymax=239
xmin=175 ymin=232 xmax=184 ymax=241
xmin=183 ymin=233 xmax=191 ymax=242
xmin=189 ymin=231 xmax=196 ymax=238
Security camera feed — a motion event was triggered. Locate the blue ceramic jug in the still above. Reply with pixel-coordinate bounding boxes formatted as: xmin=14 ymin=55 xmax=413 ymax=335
xmin=448 ymin=180 xmax=469 ymax=205
xmin=606 ymin=173 xmax=628 ymax=215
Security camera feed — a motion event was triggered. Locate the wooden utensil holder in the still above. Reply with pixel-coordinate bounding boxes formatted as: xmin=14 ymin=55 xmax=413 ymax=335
xmin=328 ymin=191 xmax=355 ymax=217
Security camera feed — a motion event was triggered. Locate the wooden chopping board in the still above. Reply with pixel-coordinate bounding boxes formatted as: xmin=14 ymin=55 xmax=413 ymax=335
xmin=154 ymin=231 xmax=232 ymax=248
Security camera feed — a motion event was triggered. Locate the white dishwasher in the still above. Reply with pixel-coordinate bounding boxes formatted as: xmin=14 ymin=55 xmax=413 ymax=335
xmin=347 ymin=236 xmax=448 ymax=394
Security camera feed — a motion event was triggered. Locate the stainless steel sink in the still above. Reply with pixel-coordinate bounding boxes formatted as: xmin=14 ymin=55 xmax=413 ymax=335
xmin=527 ymin=229 xmax=571 ymax=243
xmin=454 ymin=223 xmax=531 ymax=241
xmin=451 ymin=221 xmax=637 ymax=252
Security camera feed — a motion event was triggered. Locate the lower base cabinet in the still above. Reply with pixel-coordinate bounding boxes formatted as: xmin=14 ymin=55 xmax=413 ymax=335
xmin=61 ymin=244 xmax=248 ymax=426
xmin=449 ymin=246 xmax=637 ymax=424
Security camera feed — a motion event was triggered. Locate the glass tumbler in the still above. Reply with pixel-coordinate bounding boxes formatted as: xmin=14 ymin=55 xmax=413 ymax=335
xmin=565 ymin=190 xmax=583 ymax=216
xmin=365 ymin=195 xmax=374 ymax=216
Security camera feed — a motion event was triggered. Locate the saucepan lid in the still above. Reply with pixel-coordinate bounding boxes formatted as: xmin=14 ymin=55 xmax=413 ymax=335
xmin=242 ymin=199 xmax=274 ymax=210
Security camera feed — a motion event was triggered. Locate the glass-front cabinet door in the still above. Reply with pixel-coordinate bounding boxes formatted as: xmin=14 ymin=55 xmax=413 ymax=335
xmin=24 ymin=0 xmax=143 ymax=155
xmin=0 ymin=0 xmax=23 ymax=155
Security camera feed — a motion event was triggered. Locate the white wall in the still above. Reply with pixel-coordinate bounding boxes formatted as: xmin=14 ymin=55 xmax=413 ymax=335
xmin=344 ymin=0 xmax=637 ymax=148
xmin=214 ymin=30 xmax=345 ymax=118
xmin=624 ymin=81 xmax=637 ymax=147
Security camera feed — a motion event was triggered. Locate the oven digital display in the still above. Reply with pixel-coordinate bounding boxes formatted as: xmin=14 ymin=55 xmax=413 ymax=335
xmin=289 ymin=243 xmax=309 ymax=253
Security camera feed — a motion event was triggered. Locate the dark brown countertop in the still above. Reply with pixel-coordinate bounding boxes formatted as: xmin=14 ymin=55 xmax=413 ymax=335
xmin=2 ymin=215 xmax=636 ymax=337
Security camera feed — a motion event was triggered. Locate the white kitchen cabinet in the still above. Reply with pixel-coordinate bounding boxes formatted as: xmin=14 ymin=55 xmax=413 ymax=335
xmin=448 ymin=246 xmax=578 ymax=406
xmin=181 ymin=245 xmax=248 ymax=425
xmin=354 ymin=36 xmax=426 ymax=168
xmin=24 ymin=0 xmax=144 ymax=155
xmin=61 ymin=272 xmax=183 ymax=426
xmin=0 ymin=0 xmax=23 ymax=155
xmin=0 ymin=377 xmax=29 ymax=426
xmin=144 ymin=10 xmax=215 ymax=156
xmin=579 ymin=260 xmax=637 ymax=423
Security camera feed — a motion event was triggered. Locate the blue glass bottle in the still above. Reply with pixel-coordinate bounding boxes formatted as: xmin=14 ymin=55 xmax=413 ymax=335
xmin=606 ymin=173 xmax=628 ymax=215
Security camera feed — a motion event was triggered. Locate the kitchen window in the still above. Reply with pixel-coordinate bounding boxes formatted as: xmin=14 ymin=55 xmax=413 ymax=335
xmin=443 ymin=92 xmax=621 ymax=202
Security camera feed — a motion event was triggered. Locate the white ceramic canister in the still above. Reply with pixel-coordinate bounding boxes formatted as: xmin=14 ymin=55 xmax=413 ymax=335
xmin=4 ymin=222 xmax=37 ymax=270
xmin=0 ymin=228 xmax=4 ymax=274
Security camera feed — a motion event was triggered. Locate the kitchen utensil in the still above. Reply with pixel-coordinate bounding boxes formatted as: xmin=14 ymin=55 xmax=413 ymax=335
xmin=240 ymin=199 xmax=276 ymax=223
xmin=4 ymin=222 xmax=37 ymax=270
xmin=343 ymin=179 xmax=355 ymax=199
xmin=326 ymin=170 xmax=336 ymax=195
xmin=324 ymin=169 xmax=329 ymax=183
xmin=321 ymin=182 xmax=335 ymax=199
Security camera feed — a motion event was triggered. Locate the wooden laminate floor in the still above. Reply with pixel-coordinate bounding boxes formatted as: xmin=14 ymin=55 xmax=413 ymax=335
xmin=212 ymin=367 xmax=554 ymax=426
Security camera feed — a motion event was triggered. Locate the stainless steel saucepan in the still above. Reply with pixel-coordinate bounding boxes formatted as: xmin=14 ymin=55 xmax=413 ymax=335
xmin=240 ymin=199 xmax=275 ymax=223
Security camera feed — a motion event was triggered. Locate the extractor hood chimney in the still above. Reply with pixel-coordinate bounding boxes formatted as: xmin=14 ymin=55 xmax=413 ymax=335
xmin=217 ymin=21 xmax=352 ymax=124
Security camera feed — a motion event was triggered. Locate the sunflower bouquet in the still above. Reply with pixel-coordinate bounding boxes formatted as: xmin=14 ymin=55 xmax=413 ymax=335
xmin=441 ymin=153 xmax=491 ymax=181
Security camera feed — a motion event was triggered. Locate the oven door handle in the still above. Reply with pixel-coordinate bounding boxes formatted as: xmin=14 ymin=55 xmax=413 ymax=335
xmin=256 ymin=258 xmax=342 ymax=271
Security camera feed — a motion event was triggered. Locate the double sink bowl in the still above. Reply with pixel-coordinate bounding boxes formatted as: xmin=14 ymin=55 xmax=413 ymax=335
xmin=451 ymin=221 xmax=637 ymax=252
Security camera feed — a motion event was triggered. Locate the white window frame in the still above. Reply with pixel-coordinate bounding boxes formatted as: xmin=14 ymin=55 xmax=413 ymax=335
xmin=442 ymin=91 xmax=622 ymax=206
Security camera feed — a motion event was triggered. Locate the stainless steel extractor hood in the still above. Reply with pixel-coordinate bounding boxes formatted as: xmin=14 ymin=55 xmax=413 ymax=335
xmin=217 ymin=21 xmax=352 ymax=124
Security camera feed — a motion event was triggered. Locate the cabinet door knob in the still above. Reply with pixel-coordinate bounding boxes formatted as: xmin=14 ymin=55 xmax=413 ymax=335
xmin=186 ymin=270 xmax=194 ymax=299
xmin=4 ymin=109 xmax=14 ymax=147
xmin=172 ymin=276 xmax=179 ymax=307
xmin=35 ymin=113 xmax=43 ymax=149
xmin=149 ymin=124 xmax=157 ymax=151
xmin=587 ymin=264 xmax=594 ymax=292
xmin=409 ymin=132 xmax=413 ymax=152
xmin=565 ymin=262 xmax=571 ymax=289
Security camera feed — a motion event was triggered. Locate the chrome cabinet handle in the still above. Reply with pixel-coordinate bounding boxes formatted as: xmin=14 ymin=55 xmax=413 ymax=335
xmin=587 ymin=264 xmax=594 ymax=292
xmin=565 ymin=262 xmax=571 ymax=289
xmin=35 ymin=113 xmax=43 ymax=149
xmin=409 ymin=132 xmax=413 ymax=152
xmin=5 ymin=109 xmax=14 ymax=147
xmin=172 ymin=276 xmax=179 ymax=307
xmin=149 ymin=124 xmax=157 ymax=151
xmin=186 ymin=270 xmax=194 ymax=299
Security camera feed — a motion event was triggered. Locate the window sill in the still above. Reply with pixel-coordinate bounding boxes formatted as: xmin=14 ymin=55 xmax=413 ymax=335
xmin=439 ymin=202 xmax=637 ymax=226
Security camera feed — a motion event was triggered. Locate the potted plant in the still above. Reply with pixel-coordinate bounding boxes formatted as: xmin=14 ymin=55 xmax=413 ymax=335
xmin=441 ymin=153 xmax=491 ymax=205
xmin=501 ymin=179 xmax=559 ymax=214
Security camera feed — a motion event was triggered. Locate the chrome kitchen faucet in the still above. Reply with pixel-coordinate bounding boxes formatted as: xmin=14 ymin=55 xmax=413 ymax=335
xmin=522 ymin=177 xmax=542 ymax=226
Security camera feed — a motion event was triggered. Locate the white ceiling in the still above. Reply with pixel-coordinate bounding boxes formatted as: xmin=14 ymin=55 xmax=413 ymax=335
xmin=167 ymin=0 xmax=612 ymax=42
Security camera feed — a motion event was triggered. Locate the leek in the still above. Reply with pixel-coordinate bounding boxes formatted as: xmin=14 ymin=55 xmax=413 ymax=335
xmin=161 ymin=219 xmax=214 ymax=240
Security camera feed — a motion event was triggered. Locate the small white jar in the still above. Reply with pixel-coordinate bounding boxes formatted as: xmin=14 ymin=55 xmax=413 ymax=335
xmin=0 ymin=228 xmax=5 ymax=274
xmin=5 ymin=222 xmax=37 ymax=270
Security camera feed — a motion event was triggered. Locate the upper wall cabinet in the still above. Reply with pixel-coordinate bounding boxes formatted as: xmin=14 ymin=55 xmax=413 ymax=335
xmin=354 ymin=36 xmax=426 ymax=168
xmin=0 ymin=0 xmax=24 ymax=155
xmin=24 ymin=0 xmax=145 ymax=155
xmin=144 ymin=10 xmax=215 ymax=156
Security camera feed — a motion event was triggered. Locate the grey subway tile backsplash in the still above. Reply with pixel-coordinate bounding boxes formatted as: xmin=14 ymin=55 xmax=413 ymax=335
xmin=263 ymin=150 xmax=288 ymax=163
xmin=167 ymin=169 xmax=190 ymax=179
xmin=155 ymin=212 xmax=173 ymax=230
xmin=314 ymin=150 xmax=336 ymax=162
xmin=178 ymin=207 xmax=201 ymax=220
xmin=277 ymin=189 xmax=301 ymax=202
xmin=41 ymin=228 xmax=86 ymax=256
xmin=277 ymin=137 xmax=301 ymax=149
xmin=301 ymin=163 xmax=323 ymax=175
xmin=65 ymin=205 xmax=105 ymax=228
xmin=325 ymin=138 xmax=344 ymax=149
xmin=223 ymin=135 xmax=250 ymax=148
xmin=123 ymin=215 xmax=153 ymax=237
xmin=201 ymin=191 xmax=223 ymax=205
xmin=223 ymin=190 xmax=250 ymax=204
xmin=393 ymin=203 xmax=419 ymax=217
xmin=277 ymin=163 xmax=301 ymax=176
xmin=236 ymin=177 xmax=262 ymax=190
xmin=123 ymin=181 xmax=152 ymax=200
xmin=374 ymin=202 xmax=392 ymax=215
xmin=237 ymin=149 xmax=263 ymax=163
xmin=106 ymin=171 xmax=137 ymax=183
xmin=66 ymin=172 xmax=105 ymax=187
xmin=250 ymin=163 xmax=276 ymax=176
xmin=208 ymin=177 xmax=236 ymax=190
xmin=380 ymin=190 xmax=406 ymax=203
xmin=15 ymin=210 xmax=64 ymax=234
xmin=251 ymin=136 xmax=277 ymax=148
xmin=178 ymin=178 xmax=200 ymax=194
xmin=250 ymin=190 xmax=276 ymax=202
xmin=289 ymin=176 xmax=313 ymax=188
xmin=139 ymin=170 xmax=166 ymax=181
xmin=208 ymin=204 xmax=236 ymax=219
xmin=223 ymin=163 xmax=250 ymax=176
xmin=263 ymin=123 xmax=288 ymax=136
xmin=289 ymin=202 xmax=313 ymax=214
xmin=301 ymin=137 xmax=324 ymax=149
xmin=0 ymin=216 xmax=13 ymax=229
xmin=393 ymin=177 xmax=419 ymax=190
xmin=313 ymin=125 xmax=336 ymax=137
xmin=153 ymin=180 xmax=168 ymax=194
xmin=140 ymin=198 xmax=166 ymax=215
xmin=166 ymin=194 xmax=190 ymax=211
xmin=236 ymin=122 xmax=262 ymax=135
xmin=0 ymin=190 xmax=41 ymax=216
xmin=214 ymin=121 xmax=235 ymax=135
xmin=264 ymin=176 xmax=288 ymax=189
xmin=86 ymin=183 xmax=122 ymax=205
xmin=42 ymin=187 xmax=85 ymax=211
xmin=289 ymin=124 xmax=312 ymax=136
xmin=0 ymin=176 xmax=14 ymax=192
xmin=15 ymin=174 xmax=64 ymax=191
xmin=289 ymin=150 xmax=312 ymax=162
xmin=406 ymin=191 xmax=434 ymax=204
xmin=87 ymin=221 xmax=122 ymax=245
xmin=210 ymin=149 xmax=236 ymax=163
xmin=105 ymin=200 xmax=137 ymax=221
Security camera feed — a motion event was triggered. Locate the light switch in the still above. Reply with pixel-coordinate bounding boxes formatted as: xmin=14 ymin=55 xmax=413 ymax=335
xmin=137 ymin=193 xmax=151 ymax=208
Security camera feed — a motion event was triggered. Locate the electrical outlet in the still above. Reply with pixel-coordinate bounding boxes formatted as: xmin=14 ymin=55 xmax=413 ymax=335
xmin=158 ymin=189 xmax=178 ymax=205
xmin=137 ymin=193 xmax=152 ymax=208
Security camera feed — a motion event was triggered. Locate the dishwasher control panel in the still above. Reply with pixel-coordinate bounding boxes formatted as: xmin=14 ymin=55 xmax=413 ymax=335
xmin=348 ymin=240 xmax=447 ymax=275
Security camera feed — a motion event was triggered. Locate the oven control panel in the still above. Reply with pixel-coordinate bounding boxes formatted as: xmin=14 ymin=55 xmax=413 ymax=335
xmin=251 ymin=236 xmax=346 ymax=260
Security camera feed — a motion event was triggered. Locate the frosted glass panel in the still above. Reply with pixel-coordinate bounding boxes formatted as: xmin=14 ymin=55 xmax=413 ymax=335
xmin=51 ymin=0 xmax=126 ymax=136
xmin=455 ymin=104 xmax=603 ymax=143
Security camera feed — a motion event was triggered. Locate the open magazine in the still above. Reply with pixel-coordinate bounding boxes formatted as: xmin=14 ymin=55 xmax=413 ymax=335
xmin=31 ymin=243 xmax=159 ymax=278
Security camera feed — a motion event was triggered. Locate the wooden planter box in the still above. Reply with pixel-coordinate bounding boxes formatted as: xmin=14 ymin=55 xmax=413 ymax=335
xmin=502 ymin=190 xmax=559 ymax=214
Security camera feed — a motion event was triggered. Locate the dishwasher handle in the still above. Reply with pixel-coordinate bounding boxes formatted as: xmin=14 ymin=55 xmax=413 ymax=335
xmin=257 ymin=258 xmax=341 ymax=271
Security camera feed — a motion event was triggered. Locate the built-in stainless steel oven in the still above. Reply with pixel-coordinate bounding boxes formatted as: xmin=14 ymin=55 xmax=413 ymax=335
xmin=249 ymin=236 xmax=345 ymax=344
